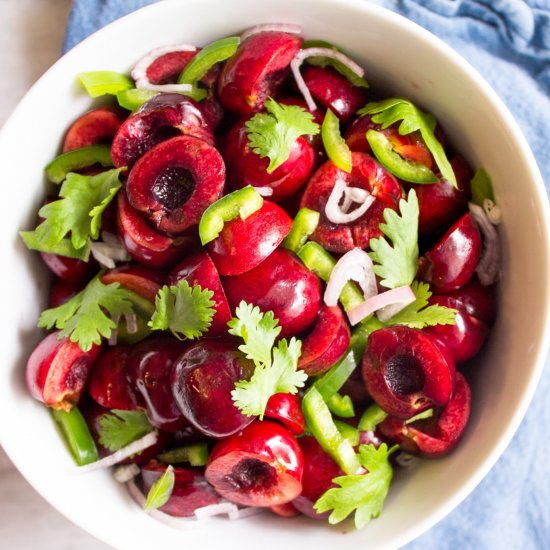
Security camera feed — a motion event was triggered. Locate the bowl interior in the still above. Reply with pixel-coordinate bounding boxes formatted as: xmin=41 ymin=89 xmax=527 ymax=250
xmin=0 ymin=0 xmax=548 ymax=549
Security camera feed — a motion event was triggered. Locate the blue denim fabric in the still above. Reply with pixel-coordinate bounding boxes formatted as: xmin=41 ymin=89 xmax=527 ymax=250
xmin=63 ymin=1 xmax=550 ymax=548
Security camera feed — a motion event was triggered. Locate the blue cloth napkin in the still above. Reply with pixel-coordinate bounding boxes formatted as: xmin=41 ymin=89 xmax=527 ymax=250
xmin=63 ymin=1 xmax=550 ymax=548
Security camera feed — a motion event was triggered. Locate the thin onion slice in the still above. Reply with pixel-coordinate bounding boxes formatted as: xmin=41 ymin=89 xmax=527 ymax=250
xmin=90 ymin=240 xmax=131 ymax=269
xmin=348 ymin=285 xmax=415 ymax=326
xmin=482 ymin=198 xmax=502 ymax=225
xmin=108 ymin=314 xmax=121 ymax=346
xmin=359 ymin=430 xmax=383 ymax=447
xmin=131 ymin=44 xmax=197 ymax=93
xmin=194 ymin=502 xmax=240 ymax=520
xmin=253 ymin=186 xmax=274 ymax=197
xmin=325 ymin=177 xmax=375 ymax=224
xmin=241 ymin=23 xmax=302 ymax=42
xmin=125 ymin=313 xmax=138 ymax=334
xmin=291 ymin=47 xmax=365 ymax=111
xmin=113 ymin=463 xmax=140 ymax=483
xmin=324 ymin=248 xmax=377 ymax=307
xmin=468 ymin=202 xmax=501 ymax=286
xmin=76 ymin=432 xmax=158 ymax=473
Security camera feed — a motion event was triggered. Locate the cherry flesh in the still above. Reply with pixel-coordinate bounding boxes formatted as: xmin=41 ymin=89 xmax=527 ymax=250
xmin=100 ymin=265 xmax=164 ymax=302
xmin=218 ymin=32 xmax=303 ymax=115
xmin=205 ymin=420 xmax=303 ymax=507
xmin=362 ymin=326 xmax=456 ymax=419
xmin=171 ymin=339 xmax=255 ymax=438
xmin=264 ymin=393 xmax=305 ymax=435
xmin=222 ymin=248 xmax=322 ymax=338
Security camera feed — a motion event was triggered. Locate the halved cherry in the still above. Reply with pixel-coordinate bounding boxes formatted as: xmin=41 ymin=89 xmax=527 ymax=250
xmin=298 ymin=304 xmax=350 ymax=376
xmin=126 ymin=135 xmax=225 ymax=235
xmin=300 ymin=152 xmax=402 ymax=253
xmin=207 ymin=200 xmax=292 ymax=276
xmin=117 ymin=189 xmax=197 ymax=268
xmin=444 ymin=279 xmax=497 ymax=326
xmin=222 ymin=248 xmax=322 ymax=338
xmin=270 ymin=502 xmax=301 ymax=517
xmin=378 ymin=372 xmax=471 ymax=457
xmin=40 ymin=251 xmax=95 ymax=283
xmin=111 ymin=93 xmax=214 ymax=168
xmin=144 ymin=51 xmax=198 ymax=85
xmin=167 ymin=251 xmax=231 ymax=336
xmin=63 ymin=107 xmax=125 ymax=152
xmin=362 ymin=326 xmax=455 ymax=419
xmin=205 ymin=420 xmax=303 ymax=507
xmin=48 ymin=277 xmax=87 ymax=308
xmin=26 ymin=331 xmax=101 ymax=411
xmin=265 ymin=393 xmax=305 ymax=435
xmin=100 ymin=265 xmax=164 ymax=302
xmin=218 ymin=32 xmax=303 ymax=114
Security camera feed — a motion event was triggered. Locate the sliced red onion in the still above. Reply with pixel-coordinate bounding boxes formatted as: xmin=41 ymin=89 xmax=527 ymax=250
xmin=132 ymin=44 xmax=196 ymax=93
xmin=348 ymin=285 xmax=415 ymax=326
xmin=324 ymin=248 xmax=377 ymax=307
xmin=325 ymin=177 xmax=375 ymax=224
xmin=76 ymin=431 xmax=158 ymax=473
xmin=194 ymin=502 xmax=240 ymax=520
xmin=108 ymin=314 xmax=121 ymax=346
xmin=125 ymin=313 xmax=138 ymax=335
xmin=482 ymin=198 xmax=502 ymax=225
xmin=90 ymin=240 xmax=131 ymax=269
xmin=232 ymin=506 xmax=264 ymax=519
xmin=253 ymin=186 xmax=274 ymax=197
xmin=291 ymin=47 xmax=365 ymax=111
xmin=113 ymin=463 xmax=140 ymax=483
xmin=469 ymin=202 xmax=501 ymax=286
xmin=241 ymin=23 xmax=303 ymax=42
xmin=359 ymin=430 xmax=383 ymax=447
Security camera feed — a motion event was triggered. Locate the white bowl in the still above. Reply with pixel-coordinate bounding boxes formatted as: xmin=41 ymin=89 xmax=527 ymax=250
xmin=0 ymin=0 xmax=548 ymax=548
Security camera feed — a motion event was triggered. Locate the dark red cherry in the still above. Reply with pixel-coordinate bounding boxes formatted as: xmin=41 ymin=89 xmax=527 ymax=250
xmin=208 ymin=200 xmax=292 ymax=276
xmin=444 ymin=279 xmax=497 ymax=326
xmin=205 ymin=421 xmax=303 ymax=507
xmin=418 ymin=212 xmax=482 ymax=293
xmin=171 ymin=339 xmax=255 ymax=438
xmin=126 ymin=135 xmax=225 ymax=235
xmin=362 ymin=326 xmax=455 ymax=419
xmin=40 ymin=251 xmax=95 ymax=283
xmin=49 ymin=277 xmax=86 ymax=308
xmin=270 ymin=502 xmax=301 ymax=517
xmin=300 ymin=152 xmax=402 ymax=253
xmin=218 ymin=32 xmax=303 ymax=115
xmin=264 ymin=393 xmax=305 ymax=435
xmin=144 ymin=50 xmax=197 ymax=85
xmin=222 ymin=248 xmax=322 ymax=338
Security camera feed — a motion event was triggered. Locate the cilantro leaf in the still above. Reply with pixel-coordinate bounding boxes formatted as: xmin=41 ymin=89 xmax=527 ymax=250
xmin=358 ymin=98 xmax=456 ymax=187
xmin=314 ymin=443 xmax=397 ymax=528
xmin=97 ymin=409 xmax=153 ymax=452
xmin=30 ymin=168 xmax=123 ymax=253
xmin=148 ymin=280 xmax=215 ymax=340
xmin=385 ymin=281 xmax=457 ymax=328
xmin=369 ymin=189 xmax=419 ymax=289
xmin=38 ymin=276 xmax=135 ymax=352
xmin=229 ymin=302 xmax=307 ymax=418
xmin=246 ymin=97 xmax=320 ymax=173
xmin=144 ymin=465 xmax=175 ymax=511
xmin=470 ymin=168 xmax=495 ymax=206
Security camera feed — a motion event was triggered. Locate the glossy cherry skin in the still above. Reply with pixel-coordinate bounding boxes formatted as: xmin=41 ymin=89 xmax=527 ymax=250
xmin=117 ymin=189 xmax=197 ymax=268
xmin=126 ymin=336 xmax=189 ymax=432
xmin=100 ymin=265 xmax=164 ymax=302
xmin=111 ymin=93 xmax=214 ymax=167
xmin=143 ymin=50 xmax=197 ymax=85
xmin=444 ymin=279 xmax=497 ymax=326
xmin=379 ymin=372 xmax=471 ymax=457
xmin=141 ymin=462 xmax=222 ymax=517
xmin=63 ymin=107 xmax=125 ymax=152
xmin=291 ymin=436 xmax=343 ymax=520
xmin=300 ymin=65 xmax=367 ymax=123
xmin=418 ymin=212 xmax=482 ymax=293
xmin=362 ymin=326 xmax=456 ymax=419
xmin=40 ymin=251 xmax=95 ymax=283
xmin=126 ymin=135 xmax=225 ymax=235
xmin=26 ymin=332 xmax=101 ymax=411
xmin=265 ymin=393 xmax=305 ymax=435
xmin=222 ymin=248 xmax=322 ymax=338
xmin=298 ymin=305 xmax=350 ymax=376
xmin=300 ymin=152 xmax=402 ymax=253
xmin=168 ymin=251 xmax=232 ymax=336
xmin=88 ymin=345 xmax=142 ymax=410
xmin=205 ymin=420 xmax=303 ymax=507
xmin=208 ymin=200 xmax=292 ymax=276
xmin=218 ymin=32 xmax=303 ymax=115
xmin=171 ymin=339 xmax=255 ymax=438
xmin=223 ymin=115 xmax=317 ymax=202
xmin=49 ymin=277 xmax=86 ymax=308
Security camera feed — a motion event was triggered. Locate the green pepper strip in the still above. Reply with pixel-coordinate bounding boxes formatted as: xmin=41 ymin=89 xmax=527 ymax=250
xmin=334 ymin=420 xmax=360 ymax=447
xmin=302 ymin=386 xmax=361 ymax=475
xmin=322 ymin=109 xmax=352 ymax=172
xmin=158 ymin=442 xmax=209 ymax=466
xmin=358 ymin=403 xmax=388 ymax=432
xmin=178 ymin=36 xmax=240 ymax=87
xmin=78 ymin=71 xmax=133 ymax=98
xmin=52 ymin=407 xmax=99 ymax=466
xmin=117 ymin=89 xmax=158 ymax=111
xmin=199 ymin=186 xmax=263 ymax=245
xmin=45 ymin=145 xmax=113 ymax=184
xmin=115 ymin=290 xmax=155 ymax=345
xmin=327 ymin=392 xmax=355 ymax=418
xmin=366 ymin=129 xmax=438 ymax=184
xmin=282 ymin=208 xmax=320 ymax=253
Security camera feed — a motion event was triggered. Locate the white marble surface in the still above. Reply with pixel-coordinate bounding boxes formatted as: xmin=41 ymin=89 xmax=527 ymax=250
xmin=0 ymin=1 xmax=109 ymax=547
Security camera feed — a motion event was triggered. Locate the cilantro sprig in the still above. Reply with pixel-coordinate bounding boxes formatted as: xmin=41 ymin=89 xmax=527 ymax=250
xmin=148 ymin=280 xmax=215 ymax=340
xmin=98 ymin=410 xmax=153 ymax=452
xmin=245 ymin=98 xmax=320 ymax=173
xmin=314 ymin=443 xmax=397 ymax=528
xmin=38 ymin=276 xmax=136 ymax=352
xmin=358 ymin=98 xmax=456 ymax=187
xmin=229 ymin=302 xmax=307 ymax=418
xmin=369 ymin=189 xmax=419 ymax=289
xmin=144 ymin=465 xmax=175 ymax=511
